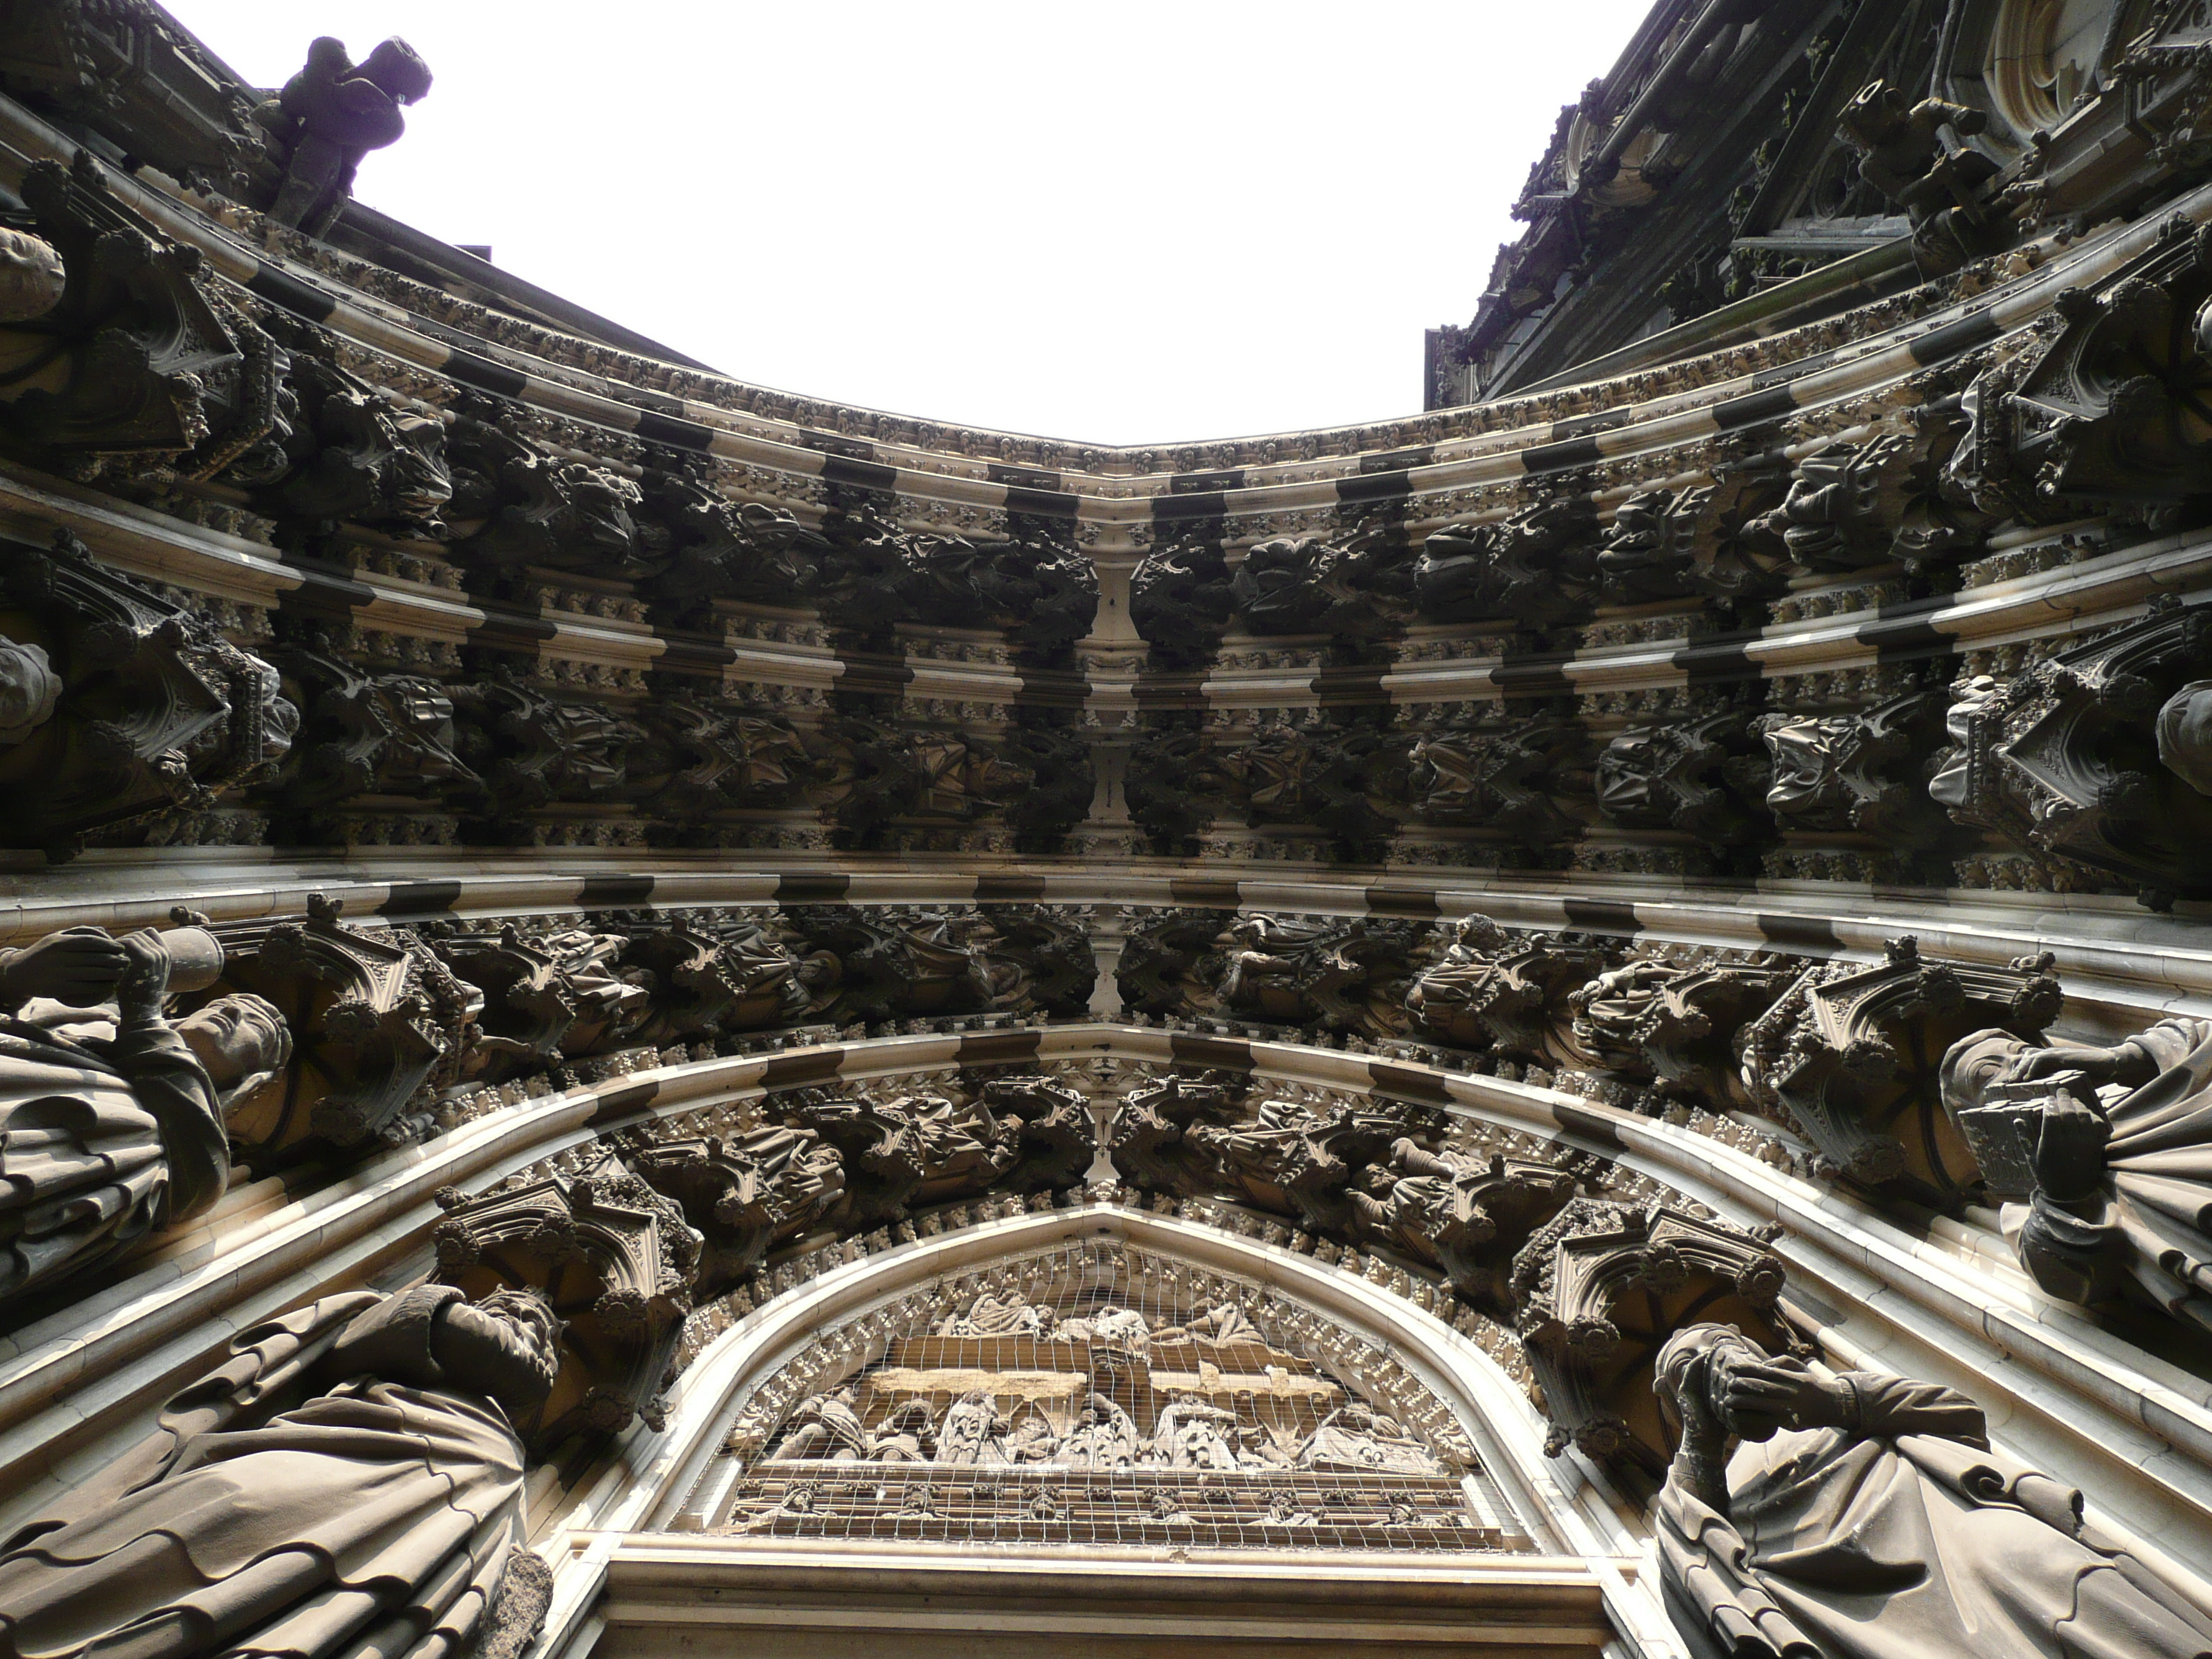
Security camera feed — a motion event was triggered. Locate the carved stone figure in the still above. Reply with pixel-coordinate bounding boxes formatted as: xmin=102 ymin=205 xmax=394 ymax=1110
xmin=445 ymin=407 xmax=647 ymax=577
xmin=1231 ymin=535 xmax=1398 ymax=637
xmin=1298 ymin=1402 xmax=1440 ymax=1475
xmin=1412 ymin=499 xmax=1599 ymax=625
xmin=1189 ymin=1096 xmax=1413 ymax=1235
xmin=1748 ymin=434 xmax=1917 ymax=574
xmin=248 ymin=322 xmax=451 ymax=531
xmin=938 ymin=1390 xmax=1013 ymax=1464
xmin=1596 ymin=485 xmax=1711 ymax=602
xmin=1655 ymin=1323 xmax=2212 ymax=1659
xmin=1231 ymin=721 xmax=1407 ymax=845
xmin=1126 ymin=727 xmax=1240 ymax=843
xmin=1061 ymin=1390 xmax=1141 ymax=1467
xmin=1109 ymin=1073 xmax=1244 ymax=1195
xmin=630 ymin=1122 xmax=846 ymax=1298
xmin=1406 ymin=915 xmax=1611 ymax=1068
xmin=1130 ymin=539 xmax=1234 ymax=660
xmin=1598 ymin=710 xmax=1770 ymax=849
xmin=269 ymin=642 xmax=476 ymax=816
xmin=615 ymin=915 xmax=835 ymax=1046
xmin=1740 ymin=937 xmax=2062 ymax=1204
xmin=1205 ymin=913 xmax=1421 ymax=1039
xmin=0 ymin=927 xmax=287 ymax=1303
xmin=1837 ymin=81 xmax=2005 ymax=268
xmin=1758 ymin=693 xmax=1946 ymax=850
xmin=257 ymin=37 xmax=434 ymax=234
xmin=868 ymin=1399 xmax=938 ymax=1462
xmin=0 ymin=158 xmax=262 ymax=465
xmin=0 ymin=1283 xmax=556 ymax=1659
xmin=898 ymin=531 xmax=1097 ymax=653
xmin=1942 ymin=1016 xmax=2212 ymax=1333
xmin=785 ymin=1088 xmax=1018 ymax=1226
xmin=637 ymin=467 xmax=828 ymax=615
xmin=447 ymin=677 xmax=644 ymax=822
xmin=1346 ymin=1139 xmax=1576 ymax=1316
xmin=1406 ymin=716 xmax=1581 ymax=845
xmin=1930 ymin=601 xmax=2212 ymax=906
xmin=1153 ymin=1395 xmax=1241 ymax=1469
xmin=432 ymin=1146 xmax=702 ymax=1442
xmin=770 ymin=1388 xmax=871 ymax=1460
xmin=1568 ymin=957 xmax=1793 ymax=1107
xmin=627 ymin=700 xmax=817 ymax=822
xmin=0 ymin=533 xmax=295 ymax=856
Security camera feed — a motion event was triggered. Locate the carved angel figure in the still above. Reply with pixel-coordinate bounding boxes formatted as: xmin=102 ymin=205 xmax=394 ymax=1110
xmin=1654 ymin=1323 xmax=2212 ymax=1659
xmin=1941 ymin=1017 xmax=2212 ymax=1331
xmin=0 ymin=927 xmax=290 ymax=1303
xmin=0 ymin=1283 xmax=557 ymax=1659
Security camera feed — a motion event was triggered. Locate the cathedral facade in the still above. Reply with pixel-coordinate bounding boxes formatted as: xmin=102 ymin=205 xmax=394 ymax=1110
xmin=0 ymin=3 xmax=2209 ymax=1656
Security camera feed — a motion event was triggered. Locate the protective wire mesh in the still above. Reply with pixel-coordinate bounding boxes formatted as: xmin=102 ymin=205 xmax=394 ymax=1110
xmin=719 ymin=1239 xmax=1528 ymax=1551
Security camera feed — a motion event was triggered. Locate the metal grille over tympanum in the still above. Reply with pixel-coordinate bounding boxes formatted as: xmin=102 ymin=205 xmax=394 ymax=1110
xmin=716 ymin=1241 xmax=1526 ymax=1551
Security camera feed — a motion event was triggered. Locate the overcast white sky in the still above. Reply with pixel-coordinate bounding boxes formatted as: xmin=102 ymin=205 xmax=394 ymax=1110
xmin=165 ymin=2 xmax=1654 ymax=445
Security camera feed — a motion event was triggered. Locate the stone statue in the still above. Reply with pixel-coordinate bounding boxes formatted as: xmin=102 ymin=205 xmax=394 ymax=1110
xmin=868 ymin=1399 xmax=938 ymax=1462
xmin=1653 ymin=1323 xmax=2212 ymax=1659
xmin=1152 ymin=1395 xmax=1241 ymax=1469
xmin=1061 ymin=1390 xmax=1141 ymax=1467
xmin=259 ymin=38 xmax=434 ymax=235
xmin=1941 ymin=1017 xmax=2212 ymax=1331
xmin=938 ymin=1390 xmax=1012 ymax=1464
xmin=770 ymin=1388 xmax=871 ymax=1460
xmin=1298 ymin=1402 xmax=1439 ymax=1475
xmin=1155 ymin=1299 xmax=1258 ymax=1346
xmin=0 ymin=927 xmax=290 ymax=1303
xmin=935 ymin=1284 xmax=1057 ymax=1337
xmin=0 ymin=1282 xmax=558 ymax=1659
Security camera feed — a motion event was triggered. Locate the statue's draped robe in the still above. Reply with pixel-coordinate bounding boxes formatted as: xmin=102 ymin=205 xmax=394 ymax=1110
xmin=0 ymin=1290 xmax=530 ymax=1659
xmin=0 ymin=1015 xmax=228 ymax=1298
xmin=1659 ymin=1372 xmax=2212 ymax=1659
xmin=2035 ymin=1015 xmax=2212 ymax=1329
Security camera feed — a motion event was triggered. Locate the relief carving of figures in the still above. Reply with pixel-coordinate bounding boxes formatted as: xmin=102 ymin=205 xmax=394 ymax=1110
xmin=0 ymin=533 xmax=294 ymax=856
xmin=1231 ymin=721 xmax=1408 ymax=846
xmin=788 ymin=904 xmax=1082 ymax=1023
xmin=630 ymin=1121 xmax=845 ymax=1298
xmin=1412 ymin=499 xmax=1599 ymax=626
xmin=254 ymin=36 xmax=433 ymax=233
xmin=1298 ymin=1403 xmax=1441 ymax=1475
xmin=1406 ymin=914 xmax=1612 ymax=1069
xmin=1061 ymin=1390 xmax=1143 ymax=1467
xmin=0 ymin=1282 xmax=555 ymax=1659
xmin=1567 ymin=958 xmax=1792 ymax=1110
xmin=1126 ymin=728 xmax=1241 ymax=844
xmin=429 ymin=923 xmax=651 ymax=1084
xmin=1596 ymin=485 xmax=1712 ymax=603
xmin=444 ymin=405 xmax=648 ymax=578
xmin=1406 ymin=714 xmax=1583 ymax=845
xmin=1740 ymin=936 xmax=2062 ymax=1204
xmin=937 ymin=1390 xmax=1015 ymax=1464
xmin=1151 ymin=1395 xmax=1241 ymax=1469
xmin=0 ymin=925 xmax=285 ymax=1305
xmin=1107 ymin=1073 xmax=1244 ymax=1195
xmin=996 ymin=725 xmax=1095 ymax=845
xmin=1346 ymin=1138 xmax=1576 ymax=1316
xmin=768 ymin=1388 xmax=871 ymax=1460
xmin=1941 ymin=1014 xmax=2212 ymax=1334
xmin=1928 ymin=601 xmax=2212 ymax=906
xmin=1758 ymin=691 xmax=1947 ymax=851
xmin=626 ymin=698 xmax=817 ymax=822
xmin=433 ymin=1146 xmax=702 ymax=1440
xmin=615 ymin=914 xmax=837 ymax=1046
xmin=1655 ymin=1324 xmax=2212 ymax=1659
xmin=1130 ymin=539 xmax=1234 ymax=662
xmin=782 ymin=1088 xmax=1019 ymax=1226
xmin=1596 ymin=709 xmax=1771 ymax=850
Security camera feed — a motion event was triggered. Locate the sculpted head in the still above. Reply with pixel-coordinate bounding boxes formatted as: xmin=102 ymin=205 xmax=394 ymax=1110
xmin=2157 ymin=680 xmax=2212 ymax=799
xmin=0 ymin=229 xmax=64 ymax=323
xmin=359 ymin=37 xmax=433 ymax=103
xmin=176 ymin=993 xmax=292 ymax=1110
xmin=0 ymin=635 xmax=60 ymax=746
xmin=1939 ymin=1026 xmax=2037 ymax=1115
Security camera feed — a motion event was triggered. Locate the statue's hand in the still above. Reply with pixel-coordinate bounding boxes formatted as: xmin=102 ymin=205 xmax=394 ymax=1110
xmin=114 ymin=930 xmax=174 ymax=1022
xmin=1718 ymin=1355 xmax=1848 ymax=1441
xmin=2007 ymin=1043 xmax=2129 ymax=1088
xmin=2033 ymin=1094 xmax=2112 ymax=1199
xmin=0 ymin=926 xmax=127 ymax=1008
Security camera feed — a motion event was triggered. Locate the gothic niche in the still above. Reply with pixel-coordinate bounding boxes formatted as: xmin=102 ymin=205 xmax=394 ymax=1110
xmin=1931 ymin=598 xmax=2212 ymax=907
xmin=719 ymin=1241 xmax=1522 ymax=1549
xmin=433 ymin=1143 xmax=703 ymax=1443
xmin=1740 ymin=936 xmax=2063 ymax=1206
